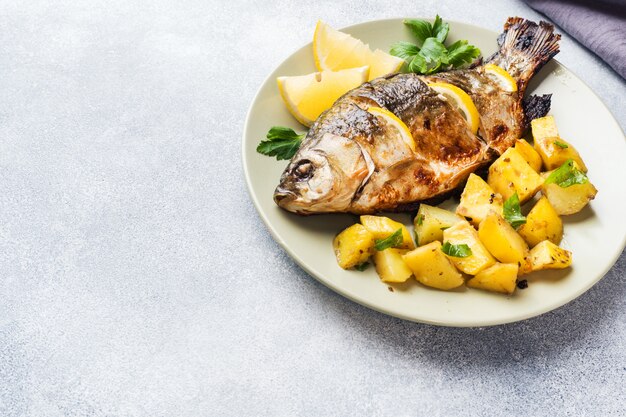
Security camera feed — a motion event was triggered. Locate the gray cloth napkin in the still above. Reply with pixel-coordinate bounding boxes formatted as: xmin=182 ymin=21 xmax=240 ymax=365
xmin=525 ymin=0 xmax=626 ymax=78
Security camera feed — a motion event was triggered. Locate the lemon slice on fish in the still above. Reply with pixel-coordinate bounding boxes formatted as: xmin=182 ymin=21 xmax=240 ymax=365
xmin=313 ymin=20 xmax=404 ymax=81
xmin=277 ymin=66 xmax=369 ymax=127
xmin=427 ymin=82 xmax=480 ymax=134
xmin=484 ymin=64 xmax=518 ymax=92
xmin=367 ymin=107 xmax=415 ymax=151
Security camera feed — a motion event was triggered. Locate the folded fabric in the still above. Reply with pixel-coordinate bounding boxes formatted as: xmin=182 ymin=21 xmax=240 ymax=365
xmin=525 ymin=0 xmax=626 ymax=79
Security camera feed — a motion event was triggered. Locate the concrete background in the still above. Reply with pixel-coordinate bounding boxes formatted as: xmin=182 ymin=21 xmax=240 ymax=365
xmin=1 ymin=0 xmax=624 ymax=415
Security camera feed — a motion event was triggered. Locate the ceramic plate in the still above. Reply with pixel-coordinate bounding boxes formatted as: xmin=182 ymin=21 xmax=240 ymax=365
xmin=242 ymin=18 xmax=626 ymax=326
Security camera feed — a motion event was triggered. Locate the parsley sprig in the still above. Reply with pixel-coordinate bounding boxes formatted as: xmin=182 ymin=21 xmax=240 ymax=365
xmin=554 ymin=140 xmax=569 ymax=149
xmin=545 ymin=159 xmax=589 ymax=188
xmin=374 ymin=229 xmax=404 ymax=251
xmin=390 ymin=16 xmax=481 ymax=75
xmin=354 ymin=262 xmax=370 ymax=271
xmin=503 ymin=192 xmax=526 ymax=229
xmin=441 ymin=242 xmax=472 ymax=257
xmin=256 ymin=126 xmax=306 ymax=160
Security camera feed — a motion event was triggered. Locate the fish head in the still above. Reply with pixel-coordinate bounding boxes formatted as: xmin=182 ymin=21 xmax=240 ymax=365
xmin=274 ymin=133 xmax=374 ymax=214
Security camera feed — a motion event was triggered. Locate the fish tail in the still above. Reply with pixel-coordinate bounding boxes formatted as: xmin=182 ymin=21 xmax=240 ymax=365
xmin=488 ymin=17 xmax=561 ymax=92
xmin=522 ymin=93 xmax=552 ymax=130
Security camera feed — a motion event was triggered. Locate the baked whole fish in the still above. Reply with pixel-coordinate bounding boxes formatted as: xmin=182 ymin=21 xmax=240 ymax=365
xmin=274 ymin=17 xmax=560 ymax=214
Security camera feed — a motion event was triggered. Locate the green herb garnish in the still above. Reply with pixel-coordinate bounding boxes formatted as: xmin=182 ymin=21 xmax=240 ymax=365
xmin=390 ymin=41 xmax=420 ymax=60
xmin=415 ymin=214 xmax=425 ymax=226
xmin=390 ymin=15 xmax=481 ymax=75
xmin=554 ymin=140 xmax=569 ymax=149
xmin=354 ymin=262 xmax=370 ymax=271
xmin=256 ymin=126 xmax=306 ymax=160
xmin=431 ymin=15 xmax=450 ymax=43
xmin=374 ymin=228 xmax=404 ymax=251
xmin=446 ymin=40 xmax=482 ymax=66
xmin=503 ymin=192 xmax=526 ymax=229
xmin=545 ymin=159 xmax=589 ymax=188
xmin=441 ymin=242 xmax=472 ymax=257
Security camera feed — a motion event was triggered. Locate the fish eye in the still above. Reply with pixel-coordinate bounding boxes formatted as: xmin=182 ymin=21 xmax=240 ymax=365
xmin=293 ymin=160 xmax=314 ymax=181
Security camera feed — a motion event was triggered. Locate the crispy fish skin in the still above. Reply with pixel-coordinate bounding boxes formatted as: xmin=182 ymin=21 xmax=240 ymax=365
xmin=274 ymin=17 xmax=561 ymax=215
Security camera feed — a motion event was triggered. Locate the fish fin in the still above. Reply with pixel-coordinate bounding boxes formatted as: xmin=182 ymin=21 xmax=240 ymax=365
xmin=522 ymin=94 xmax=552 ymax=131
xmin=353 ymin=140 xmax=376 ymax=196
xmin=488 ymin=17 xmax=560 ymax=92
xmin=390 ymin=160 xmax=487 ymax=213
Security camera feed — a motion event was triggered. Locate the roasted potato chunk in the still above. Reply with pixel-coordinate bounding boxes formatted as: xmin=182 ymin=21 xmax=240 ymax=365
xmin=333 ymin=224 xmax=375 ymax=269
xmin=466 ymin=263 xmax=519 ymax=294
xmin=478 ymin=212 xmax=529 ymax=265
xmin=443 ymin=221 xmax=496 ymax=275
xmin=414 ymin=204 xmax=464 ymax=246
xmin=531 ymin=116 xmax=587 ymax=171
xmin=456 ymin=173 xmax=503 ymax=227
xmin=360 ymin=215 xmax=415 ymax=249
xmin=529 ymin=240 xmax=572 ymax=271
xmin=514 ymin=139 xmax=542 ymax=172
xmin=402 ymin=241 xmax=464 ymax=290
xmin=518 ymin=196 xmax=563 ymax=247
xmin=530 ymin=114 xmax=558 ymax=137
xmin=518 ymin=258 xmax=534 ymax=276
xmin=488 ymin=147 xmax=544 ymax=203
xmin=540 ymin=167 xmax=597 ymax=215
xmin=373 ymin=249 xmax=413 ymax=283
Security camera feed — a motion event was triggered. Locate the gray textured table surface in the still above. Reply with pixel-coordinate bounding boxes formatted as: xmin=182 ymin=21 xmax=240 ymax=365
xmin=1 ymin=0 xmax=625 ymax=416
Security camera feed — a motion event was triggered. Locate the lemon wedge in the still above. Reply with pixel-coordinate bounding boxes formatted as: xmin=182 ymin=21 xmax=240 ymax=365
xmin=367 ymin=107 xmax=415 ymax=151
xmin=277 ymin=66 xmax=369 ymax=127
xmin=427 ymin=82 xmax=480 ymax=134
xmin=484 ymin=63 xmax=518 ymax=92
xmin=313 ymin=21 xmax=404 ymax=81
